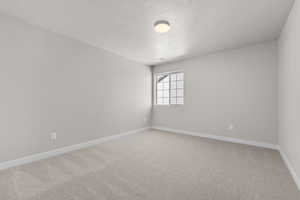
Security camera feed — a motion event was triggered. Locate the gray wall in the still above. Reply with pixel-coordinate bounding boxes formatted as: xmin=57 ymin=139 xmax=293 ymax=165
xmin=278 ymin=0 xmax=300 ymax=183
xmin=0 ymin=14 xmax=152 ymax=163
xmin=153 ymin=41 xmax=278 ymax=144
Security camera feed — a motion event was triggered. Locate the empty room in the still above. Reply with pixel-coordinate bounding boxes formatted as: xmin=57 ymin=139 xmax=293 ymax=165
xmin=0 ymin=0 xmax=300 ymax=199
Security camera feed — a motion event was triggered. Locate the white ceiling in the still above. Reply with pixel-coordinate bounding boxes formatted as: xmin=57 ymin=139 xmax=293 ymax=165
xmin=0 ymin=0 xmax=294 ymax=65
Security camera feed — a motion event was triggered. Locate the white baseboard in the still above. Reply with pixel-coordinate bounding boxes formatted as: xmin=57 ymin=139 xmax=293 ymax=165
xmin=152 ymin=126 xmax=300 ymax=191
xmin=2 ymin=126 xmax=299 ymax=192
xmin=0 ymin=127 xmax=150 ymax=170
xmin=152 ymin=126 xmax=279 ymax=150
xmin=279 ymin=148 xmax=300 ymax=191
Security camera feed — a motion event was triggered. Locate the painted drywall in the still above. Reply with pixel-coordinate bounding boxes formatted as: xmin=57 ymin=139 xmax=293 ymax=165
xmin=0 ymin=14 xmax=151 ymax=163
xmin=152 ymin=41 xmax=278 ymax=144
xmin=278 ymin=0 xmax=300 ymax=185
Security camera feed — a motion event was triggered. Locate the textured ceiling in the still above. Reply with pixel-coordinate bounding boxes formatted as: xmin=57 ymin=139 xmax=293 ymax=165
xmin=0 ymin=0 xmax=295 ymax=65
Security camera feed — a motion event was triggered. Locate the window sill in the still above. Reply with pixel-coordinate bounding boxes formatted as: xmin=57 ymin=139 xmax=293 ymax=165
xmin=153 ymin=104 xmax=184 ymax=107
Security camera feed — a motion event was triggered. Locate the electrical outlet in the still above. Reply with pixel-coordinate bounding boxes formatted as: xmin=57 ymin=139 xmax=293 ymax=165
xmin=51 ymin=132 xmax=57 ymax=140
xmin=228 ymin=124 xmax=234 ymax=131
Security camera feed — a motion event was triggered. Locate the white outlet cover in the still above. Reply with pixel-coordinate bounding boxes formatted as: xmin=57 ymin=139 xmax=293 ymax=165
xmin=228 ymin=124 xmax=234 ymax=130
xmin=51 ymin=132 xmax=57 ymax=140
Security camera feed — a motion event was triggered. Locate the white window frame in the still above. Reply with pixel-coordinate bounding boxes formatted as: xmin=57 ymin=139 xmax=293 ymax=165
xmin=154 ymin=70 xmax=184 ymax=106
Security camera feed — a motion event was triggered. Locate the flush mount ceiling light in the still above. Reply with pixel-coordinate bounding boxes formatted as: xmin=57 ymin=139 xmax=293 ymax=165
xmin=154 ymin=20 xmax=170 ymax=33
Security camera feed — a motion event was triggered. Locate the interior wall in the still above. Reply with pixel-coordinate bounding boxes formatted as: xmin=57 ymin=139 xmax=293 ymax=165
xmin=0 ymin=14 xmax=152 ymax=163
xmin=152 ymin=41 xmax=278 ymax=144
xmin=278 ymin=0 xmax=300 ymax=184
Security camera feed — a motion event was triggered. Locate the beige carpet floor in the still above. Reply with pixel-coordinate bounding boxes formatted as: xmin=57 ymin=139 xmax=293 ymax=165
xmin=0 ymin=129 xmax=299 ymax=200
